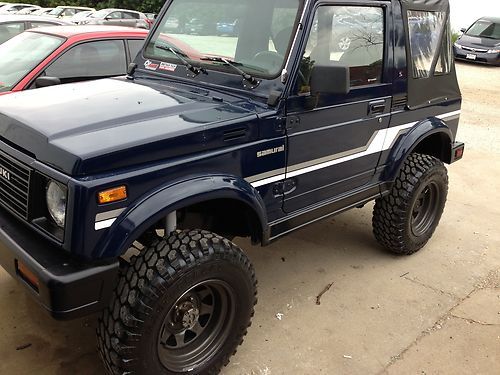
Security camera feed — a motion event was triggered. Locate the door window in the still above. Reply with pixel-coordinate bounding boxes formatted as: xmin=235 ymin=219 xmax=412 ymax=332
xmin=123 ymin=12 xmax=140 ymax=19
xmin=128 ymin=39 xmax=144 ymax=59
xmin=108 ymin=12 xmax=123 ymax=19
xmin=296 ymin=5 xmax=384 ymax=94
xmin=0 ymin=22 xmax=25 ymax=44
xmin=45 ymin=40 xmax=127 ymax=80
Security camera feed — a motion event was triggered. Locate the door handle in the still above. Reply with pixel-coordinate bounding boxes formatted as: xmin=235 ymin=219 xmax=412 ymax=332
xmin=368 ymin=100 xmax=386 ymax=115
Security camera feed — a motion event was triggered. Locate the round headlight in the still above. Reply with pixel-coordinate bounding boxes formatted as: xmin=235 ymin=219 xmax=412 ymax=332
xmin=46 ymin=181 xmax=67 ymax=228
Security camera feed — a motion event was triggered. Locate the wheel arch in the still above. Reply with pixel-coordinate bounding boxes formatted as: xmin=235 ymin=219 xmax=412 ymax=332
xmin=383 ymin=117 xmax=453 ymax=182
xmin=94 ymin=175 xmax=269 ymax=259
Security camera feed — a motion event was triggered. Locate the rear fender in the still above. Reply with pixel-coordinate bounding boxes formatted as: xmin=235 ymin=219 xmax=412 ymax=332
xmin=94 ymin=175 xmax=268 ymax=259
xmin=383 ymin=117 xmax=453 ymax=182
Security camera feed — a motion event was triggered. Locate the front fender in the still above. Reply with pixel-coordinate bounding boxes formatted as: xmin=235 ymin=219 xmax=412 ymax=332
xmin=94 ymin=175 xmax=268 ymax=259
xmin=383 ymin=117 xmax=453 ymax=181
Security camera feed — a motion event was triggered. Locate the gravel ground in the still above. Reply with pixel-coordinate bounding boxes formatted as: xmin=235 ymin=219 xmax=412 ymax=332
xmin=0 ymin=62 xmax=499 ymax=375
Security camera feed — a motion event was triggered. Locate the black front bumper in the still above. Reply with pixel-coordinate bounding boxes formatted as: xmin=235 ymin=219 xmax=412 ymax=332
xmin=454 ymin=48 xmax=500 ymax=66
xmin=0 ymin=208 xmax=119 ymax=320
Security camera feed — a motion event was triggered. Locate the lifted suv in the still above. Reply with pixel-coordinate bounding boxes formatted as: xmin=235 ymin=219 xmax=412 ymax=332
xmin=0 ymin=0 xmax=463 ymax=373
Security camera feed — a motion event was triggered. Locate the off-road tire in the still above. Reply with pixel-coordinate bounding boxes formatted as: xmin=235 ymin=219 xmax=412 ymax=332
xmin=372 ymin=153 xmax=448 ymax=255
xmin=97 ymin=229 xmax=257 ymax=374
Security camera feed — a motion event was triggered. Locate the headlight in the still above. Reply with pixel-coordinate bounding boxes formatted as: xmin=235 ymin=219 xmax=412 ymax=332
xmin=454 ymin=42 xmax=462 ymax=49
xmin=487 ymin=49 xmax=500 ymax=54
xmin=46 ymin=181 xmax=67 ymax=228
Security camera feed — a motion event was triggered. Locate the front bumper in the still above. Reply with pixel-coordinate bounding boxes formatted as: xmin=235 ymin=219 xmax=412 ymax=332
xmin=454 ymin=47 xmax=500 ymax=66
xmin=0 ymin=207 xmax=119 ymax=320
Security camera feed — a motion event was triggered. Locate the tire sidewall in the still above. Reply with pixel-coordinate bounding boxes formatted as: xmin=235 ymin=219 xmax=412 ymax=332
xmin=137 ymin=257 xmax=254 ymax=374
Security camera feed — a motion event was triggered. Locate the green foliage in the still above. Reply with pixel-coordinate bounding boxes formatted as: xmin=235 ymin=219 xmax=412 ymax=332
xmin=451 ymin=31 xmax=460 ymax=44
xmin=1 ymin=0 xmax=165 ymax=13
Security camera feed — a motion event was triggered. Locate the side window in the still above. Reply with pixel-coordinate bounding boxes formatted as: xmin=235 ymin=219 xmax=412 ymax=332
xmin=0 ymin=22 xmax=25 ymax=44
xmin=296 ymin=6 xmax=384 ymax=94
xmin=30 ymin=22 xmax=58 ymax=29
xmin=128 ymin=39 xmax=144 ymax=60
xmin=62 ymin=8 xmax=76 ymax=17
xmin=108 ymin=12 xmax=123 ymax=19
xmin=123 ymin=12 xmax=139 ymax=19
xmin=407 ymin=11 xmax=450 ymax=78
xmin=45 ymin=40 xmax=127 ymax=80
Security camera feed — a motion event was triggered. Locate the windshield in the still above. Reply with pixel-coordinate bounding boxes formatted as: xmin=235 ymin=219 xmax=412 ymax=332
xmin=48 ymin=7 xmax=64 ymax=16
xmin=145 ymin=0 xmax=301 ymax=78
xmin=466 ymin=20 xmax=500 ymax=39
xmin=0 ymin=32 xmax=64 ymax=92
xmin=91 ymin=9 xmax=110 ymax=18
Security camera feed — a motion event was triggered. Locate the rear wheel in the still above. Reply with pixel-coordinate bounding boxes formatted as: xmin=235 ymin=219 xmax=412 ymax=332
xmin=97 ymin=229 xmax=257 ymax=374
xmin=372 ymin=153 xmax=448 ymax=255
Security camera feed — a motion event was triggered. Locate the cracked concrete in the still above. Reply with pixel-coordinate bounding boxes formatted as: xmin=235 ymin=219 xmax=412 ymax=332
xmin=0 ymin=63 xmax=498 ymax=374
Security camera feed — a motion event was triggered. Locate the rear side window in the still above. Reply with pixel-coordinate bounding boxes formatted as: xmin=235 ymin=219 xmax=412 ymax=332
xmin=45 ymin=40 xmax=127 ymax=80
xmin=123 ymin=12 xmax=140 ymax=19
xmin=408 ymin=11 xmax=451 ymax=78
xmin=128 ymin=39 xmax=144 ymax=59
xmin=0 ymin=22 xmax=25 ymax=44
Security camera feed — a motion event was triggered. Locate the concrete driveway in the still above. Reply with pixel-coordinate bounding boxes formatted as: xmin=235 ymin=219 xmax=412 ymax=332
xmin=0 ymin=62 xmax=499 ymax=375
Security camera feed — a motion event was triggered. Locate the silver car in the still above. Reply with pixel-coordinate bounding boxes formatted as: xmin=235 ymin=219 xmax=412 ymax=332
xmin=80 ymin=8 xmax=150 ymax=29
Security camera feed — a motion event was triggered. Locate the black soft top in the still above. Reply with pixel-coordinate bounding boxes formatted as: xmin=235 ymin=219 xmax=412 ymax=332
xmin=400 ymin=0 xmax=461 ymax=109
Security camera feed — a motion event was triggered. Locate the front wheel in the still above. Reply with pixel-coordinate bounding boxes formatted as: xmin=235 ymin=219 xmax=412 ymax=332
xmin=97 ymin=229 xmax=257 ymax=374
xmin=372 ymin=153 xmax=449 ymax=255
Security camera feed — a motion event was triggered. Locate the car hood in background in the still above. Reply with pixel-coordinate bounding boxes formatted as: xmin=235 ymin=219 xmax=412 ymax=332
xmin=458 ymin=34 xmax=500 ymax=49
xmin=0 ymin=78 xmax=258 ymax=176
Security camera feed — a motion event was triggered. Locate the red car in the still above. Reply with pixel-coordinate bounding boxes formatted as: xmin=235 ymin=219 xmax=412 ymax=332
xmin=0 ymin=26 xmax=149 ymax=95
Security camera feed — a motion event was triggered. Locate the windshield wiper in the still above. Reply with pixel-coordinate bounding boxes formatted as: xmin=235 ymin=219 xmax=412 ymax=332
xmin=200 ymin=56 xmax=260 ymax=88
xmin=155 ymin=44 xmax=206 ymax=77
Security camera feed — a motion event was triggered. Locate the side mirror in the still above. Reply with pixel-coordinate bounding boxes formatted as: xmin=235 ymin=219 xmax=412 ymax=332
xmin=460 ymin=28 xmax=466 ymax=33
xmin=35 ymin=76 xmax=61 ymax=88
xmin=310 ymin=65 xmax=350 ymax=96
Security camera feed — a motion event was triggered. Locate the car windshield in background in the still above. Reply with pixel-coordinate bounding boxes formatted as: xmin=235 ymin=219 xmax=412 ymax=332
xmin=48 ymin=8 xmax=63 ymax=17
xmin=146 ymin=0 xmax=301 ymax=78
xmin=0 ymin=32 xmax=64 ymax=92
xmin=466 ymin=20 xmax=500 ymax=39
xmin=91 ymin=10 xmax=110 ymax=18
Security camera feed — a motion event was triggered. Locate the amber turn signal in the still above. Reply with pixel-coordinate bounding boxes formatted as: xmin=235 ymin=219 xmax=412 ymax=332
xmin=16 ymin=261 xmax=39 ymax=291
xmin=98 ymin=186 xmax=127 ymax=204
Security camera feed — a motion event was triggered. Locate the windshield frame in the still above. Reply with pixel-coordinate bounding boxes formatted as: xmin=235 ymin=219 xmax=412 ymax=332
xmin=0 ymin=31 xmax=66 ymax=93
xmin=139 ymin=0 xmax=306 ymax=88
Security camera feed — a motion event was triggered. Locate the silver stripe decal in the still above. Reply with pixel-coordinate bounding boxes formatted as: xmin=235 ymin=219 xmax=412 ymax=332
xmin=95 ymin=218 xmax=117 ymax=231
xmin=245 ymin=168 xmax=286 ymax=184
xmin=247 ymin=110 xmax=461 ymax=188
xmin=95 ymin=208 xmax=126 ymax=222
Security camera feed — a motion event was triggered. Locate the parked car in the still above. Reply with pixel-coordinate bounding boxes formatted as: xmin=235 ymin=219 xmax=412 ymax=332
xmin=0 ymin=26 xmax=148 ymax=94
xmin=80 ymin=8 xmax=150 ymax=29
xmin=67 ymin=10 xmax=94 ymax=25
xmin=185 ymin=17 xmax=215 ymax=35
xmin=0 ymin=15 xmax=72 ymax=44
xmin=216 ymin=19 xmax=239 ymax=36
xmin=14 ymin=6 xmax=41 ymax=15
xmin=454 ymin=16 xmax=500 ymax=66
xmin=47 ymin=6 xmax=95 ymax=19
xmin=0 ymin=3 xmax=40 ymax=14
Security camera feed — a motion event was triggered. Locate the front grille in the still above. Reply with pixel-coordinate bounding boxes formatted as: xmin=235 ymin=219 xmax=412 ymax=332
xmin=462 ymin=46 xmax=488 ymax=53
xmin=0 ymin=151 xmax=31 ymax=219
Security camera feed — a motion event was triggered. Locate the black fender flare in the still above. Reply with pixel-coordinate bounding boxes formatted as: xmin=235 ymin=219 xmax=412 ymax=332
xmin=94 ymin=175 xmax=268 ymax=259
xmin=383 ymin=117 xmax=453 ymax=182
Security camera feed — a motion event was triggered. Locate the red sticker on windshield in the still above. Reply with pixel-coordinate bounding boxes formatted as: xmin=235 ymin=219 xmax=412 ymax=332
xmin=159 ymin=62 xmax=177 ymax=72
xmin=144 ymin=60 xmax=159 ymax=71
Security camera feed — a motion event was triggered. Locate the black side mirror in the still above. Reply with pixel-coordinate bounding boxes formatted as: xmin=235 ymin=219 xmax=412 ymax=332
xmin=35 ymin=76 xmax=61 ymax=88
xmin=460 ymin=28 xmax=466 ymax=33
xmin=310 ymin=65 xmax=350 ymax=96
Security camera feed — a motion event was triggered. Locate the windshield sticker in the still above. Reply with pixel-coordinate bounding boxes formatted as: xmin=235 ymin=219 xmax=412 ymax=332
xmin=159 ymin=62 xmax=177 ymax=72
xmin=144 ymin=60 xmax=159 ymax=71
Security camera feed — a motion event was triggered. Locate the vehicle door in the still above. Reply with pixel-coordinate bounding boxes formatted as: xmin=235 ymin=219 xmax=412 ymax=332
xmin=36 ymin=39 xmax=128 ymax=84
xmin=104 ymin=11 xmax=123 ymax=26
xmin=283 ymin=2 xmax=392 ymax=213
xmin=122 ymin=11 xmax=140 ymax=28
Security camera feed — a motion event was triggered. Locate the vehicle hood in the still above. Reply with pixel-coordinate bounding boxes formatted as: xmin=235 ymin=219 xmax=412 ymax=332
xmin=458 ymin=34 xmax=500 ymax=49
xmin=0 ymin=78 xmax=258 ymax=176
